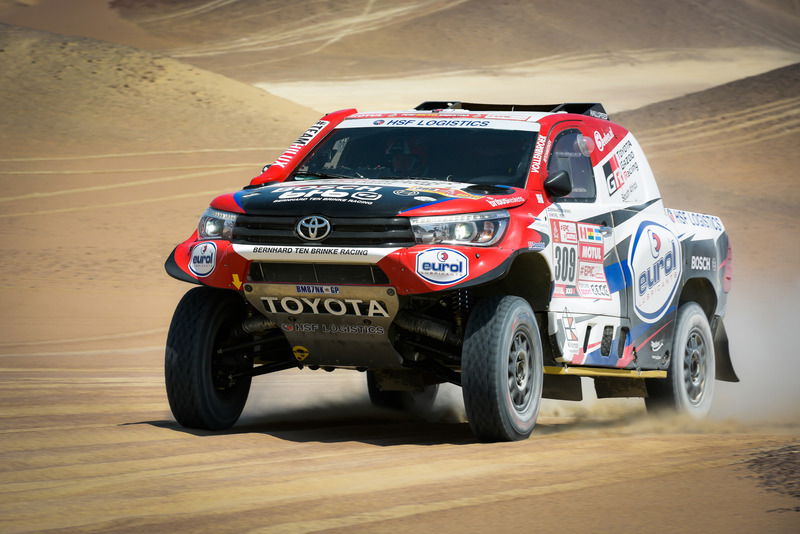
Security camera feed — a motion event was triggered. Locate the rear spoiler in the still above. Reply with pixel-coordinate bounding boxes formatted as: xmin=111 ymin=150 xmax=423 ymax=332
xmin=414 ymin=101 xmax=609 ymax=120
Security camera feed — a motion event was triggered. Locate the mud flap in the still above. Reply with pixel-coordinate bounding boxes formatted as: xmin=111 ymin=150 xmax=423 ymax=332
xmin=712 ymin=317 xmax=739 ymax=382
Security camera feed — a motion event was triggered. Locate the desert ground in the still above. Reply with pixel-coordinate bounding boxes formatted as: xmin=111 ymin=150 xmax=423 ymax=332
xmin=0 ymin=1 xmax=798 ymax=532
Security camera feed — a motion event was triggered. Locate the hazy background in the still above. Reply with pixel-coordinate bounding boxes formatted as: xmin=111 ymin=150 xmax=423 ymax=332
xmin=0 ymin=1 xmax=798 ymax=532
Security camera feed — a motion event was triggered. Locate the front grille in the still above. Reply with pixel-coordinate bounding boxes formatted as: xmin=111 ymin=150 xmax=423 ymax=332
xmin=249 ymin=263 xmax=390 ymax=285
xmin=232 ymin=215 xmax=415 ymax=247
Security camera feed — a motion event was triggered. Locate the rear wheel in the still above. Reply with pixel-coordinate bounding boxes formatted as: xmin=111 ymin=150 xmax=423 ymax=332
xmin=645 ymin=302 xmax=715 ymax=417
xmin=367 ymin=371 xmax=439 ymax=411
xmin=461 ymin=296 xmax=543 ymax=442
xmin=165 ymin=287 xmax=253 ymax=430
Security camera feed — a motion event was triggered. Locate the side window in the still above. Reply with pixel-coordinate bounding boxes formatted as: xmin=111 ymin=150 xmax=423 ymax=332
xmin=547 ymin=130 xmax=596 ymax=202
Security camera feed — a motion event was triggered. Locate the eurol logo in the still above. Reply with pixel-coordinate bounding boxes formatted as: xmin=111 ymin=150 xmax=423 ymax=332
xmin=629 ymin=222 xmax=681 ymax=323
xmin=416 ymin=248 xmax=469 ymax=285
xmin=189 ymin=241 xmax=217 ymax=277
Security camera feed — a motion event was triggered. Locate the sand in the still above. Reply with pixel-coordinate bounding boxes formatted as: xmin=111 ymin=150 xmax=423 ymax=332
xmin=0 ymin=2 xmax=798 ymax=532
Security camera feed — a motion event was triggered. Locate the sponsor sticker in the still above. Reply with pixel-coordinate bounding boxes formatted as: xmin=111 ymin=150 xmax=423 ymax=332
xmin=691 ymin=256 xmax=713 ymax=271
xmin=594 ymin=127 xmax=614 ymax=151
xmin=339 ymin=117 xmax=539 ymax=131
xmin=551 ymin=219 xmax=578 ymax=244
xmin=530 ymin=134 xmax=548 ymax=173
xmin=561 ymin=309 xmax=581 ymax=356
xmin=486 ymin=196 xmax=525 ymax=207
xmin=577 ymin=223 xmax=603 ymax=243
xmin=578 ymin=243 xmax=603 ymax=262
xmin=416 ymin=248 xmax=469 ymax=285
xmin=292 ymin=345 xmax=310 ymax=361
xmin=281 ymin=322 xmax=385 ymax=335
xmin=270 ymin=184 xmax=383 ymax=205
xmin=272 ymin=120 xmax=330 ymax=168
xmin=552 ymin=220 xmax=611 ymax=300
xmin=604 ymin=138 xmax=640 ymax=200
xmin=261 ymin=296 xmax=389 ymax=317
xmin=665 ymin=209 xmax=724 ymax=231
xmin=189 ymin=241 xmax=216 ymax=277
xmin=629 ymin=221 xmax=682 ymax=323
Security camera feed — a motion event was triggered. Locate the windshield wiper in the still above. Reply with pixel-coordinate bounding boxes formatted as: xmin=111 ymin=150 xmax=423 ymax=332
xmin=294 ymin=171 xmax=362 ymax=180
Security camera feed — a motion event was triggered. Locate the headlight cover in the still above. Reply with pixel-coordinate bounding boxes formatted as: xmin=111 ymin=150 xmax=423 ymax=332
xmin=197 ymin=208 xmax=238 ymax=240
xmin=410 ymin=210 xmax=509 ymax=246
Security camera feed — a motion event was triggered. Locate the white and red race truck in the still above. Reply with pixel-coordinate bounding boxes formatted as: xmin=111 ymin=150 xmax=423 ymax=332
xmin=165 ymin=102 xmax=737 ymax=441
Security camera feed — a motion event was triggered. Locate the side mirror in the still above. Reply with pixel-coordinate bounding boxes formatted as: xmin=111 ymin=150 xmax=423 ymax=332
xmin=544 ymin=169 xmax=572 ymax=197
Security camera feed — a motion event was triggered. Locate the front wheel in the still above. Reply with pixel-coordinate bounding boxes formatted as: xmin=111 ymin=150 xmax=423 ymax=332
xmin=461 ymin=296 xmax=543 ymax=442
xmin=165 ymin=287 xmax=253 ymax=430
xmin=645 ymin=302 xmax=715 ymax=417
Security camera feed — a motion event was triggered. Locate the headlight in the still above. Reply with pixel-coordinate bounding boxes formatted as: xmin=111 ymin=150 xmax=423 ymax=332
xmin=197 ymin=208 xmax=237 ymax=240
xmin=410 ymin=210 xmax=509 ymax=246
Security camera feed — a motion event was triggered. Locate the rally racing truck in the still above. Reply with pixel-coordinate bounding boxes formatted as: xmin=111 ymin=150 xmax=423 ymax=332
xmin=164 ymin=101 xmax=737 ymax=442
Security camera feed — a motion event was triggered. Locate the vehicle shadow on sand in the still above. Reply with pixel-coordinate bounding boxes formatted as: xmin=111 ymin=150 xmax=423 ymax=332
xmin=124 ymin=399 xmax=652 ymax=445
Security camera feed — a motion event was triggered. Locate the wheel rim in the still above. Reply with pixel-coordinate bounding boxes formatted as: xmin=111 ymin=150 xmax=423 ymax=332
xmin=683 ymin=327 xmax=707 ymax=405
xmin=507 ymin=329 xmax=534 ymax=412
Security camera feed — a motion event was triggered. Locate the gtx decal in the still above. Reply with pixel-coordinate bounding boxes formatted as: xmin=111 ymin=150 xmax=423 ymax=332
xmin=271 ymin=184 xmax=383 ymax=205
xmin=416 ymin=248 xmax=469 ymax=285
xmin=188 ymin=242 xmax=216 ymax=277
xmin=629 ymin=221 xmax=682 ymax=323
xmin=233 ymin=244 xmax=399 ymax=264
xmin=262 ymin=296 xmax=389 ymax=317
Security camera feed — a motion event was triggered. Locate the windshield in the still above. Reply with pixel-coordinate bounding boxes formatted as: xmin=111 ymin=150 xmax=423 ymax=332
xmin=291 ymin=127 xmax=536 ymax=187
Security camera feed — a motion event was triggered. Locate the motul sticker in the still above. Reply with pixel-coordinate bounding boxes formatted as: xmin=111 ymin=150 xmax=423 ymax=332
xmin=416 ymin=248 xmax=469 ymax=285
xmin=189 ymin=242 xmax=216 ymax=277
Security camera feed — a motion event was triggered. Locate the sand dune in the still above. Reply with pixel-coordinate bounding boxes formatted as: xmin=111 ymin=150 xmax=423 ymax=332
xmin=617 ymin=63 xmax=800 ymax=273
xmin=107 ymin=0 xmax=800 ymax=82
xmin=0 ymin=22 xmax=318 ymax=156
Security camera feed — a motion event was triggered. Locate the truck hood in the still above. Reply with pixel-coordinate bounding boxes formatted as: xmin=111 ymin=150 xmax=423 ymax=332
xmin=226 ymin=179 xmax=529 ymax=217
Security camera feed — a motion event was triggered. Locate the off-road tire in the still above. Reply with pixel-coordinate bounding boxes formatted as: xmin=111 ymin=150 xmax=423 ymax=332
xmin=645 ymin=302 xmax=715 ymax=417
xmin=165 ymin=286 xmax=252 ymax=430
xmin=366 ymin=371 xmax=439 ymax=411
xmin=462 ymin=296 xmax=543 ymax=442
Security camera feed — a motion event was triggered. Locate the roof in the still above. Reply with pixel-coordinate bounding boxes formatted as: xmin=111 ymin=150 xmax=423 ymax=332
xmin=416 ymin=101 xmax=609 ymax=120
